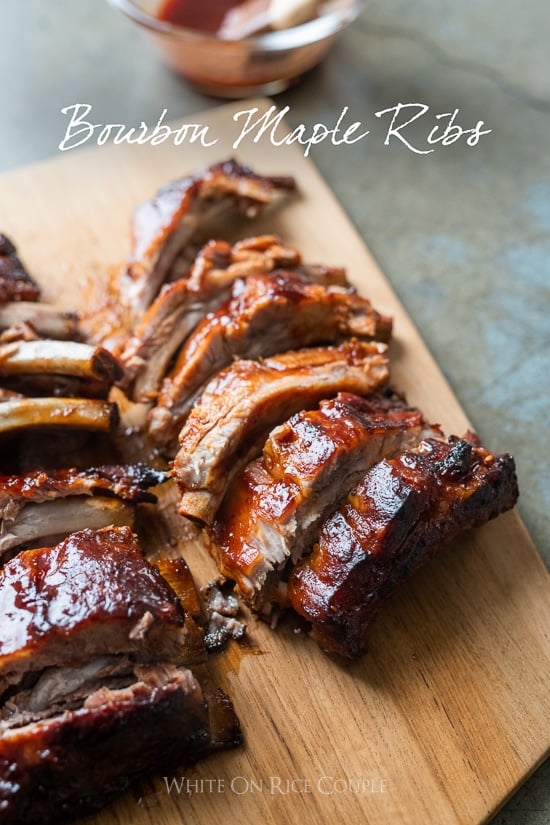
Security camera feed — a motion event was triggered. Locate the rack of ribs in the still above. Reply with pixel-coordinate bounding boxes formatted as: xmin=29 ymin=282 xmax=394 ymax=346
xmin=0 ymin=161 xmax=523 ymax=825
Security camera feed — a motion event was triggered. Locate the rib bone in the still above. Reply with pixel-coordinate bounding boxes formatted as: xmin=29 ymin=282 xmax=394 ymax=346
xmin=0 ymin=397 xmax=118 ymax=435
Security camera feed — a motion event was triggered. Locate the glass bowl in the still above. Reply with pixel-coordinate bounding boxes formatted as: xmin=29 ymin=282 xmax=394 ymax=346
xmin=108 ymin=0 xmax=365 ymax=97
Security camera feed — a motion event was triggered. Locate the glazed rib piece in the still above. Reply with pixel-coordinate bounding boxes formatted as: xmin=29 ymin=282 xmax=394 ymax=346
xmin=0 ymin=527 xmax=203 ymax=692
xmin=0 ymin=235 xmax=41 ymax=304
xmin=0 ymin=302 xmax=79 ymax=340
xmin=154 ymin=271 xmax=393 ymax=428
xmin=0 ymin=665 xmax=240 ymax=825
xmin=120 ymin=160 xmax=296 ymax=318
xmin=288 ymin=434 xmax=519 ymax=658
xmin=209 ymin=393 xmax=431 ymax=609
xmin=0 ymin=463 xmax=167 ymax=558
xmin=0 ymin=462 xmax=166 ymax=510
xmin=0 ymin=397 xmax=118 ymax=436
xmin=120 ymin=235 xmax=306 ymax=401
xmin=0 ymin=527 xmax=240 ymax=823
xmin=173 ymin=340 xmax=390 ymax=524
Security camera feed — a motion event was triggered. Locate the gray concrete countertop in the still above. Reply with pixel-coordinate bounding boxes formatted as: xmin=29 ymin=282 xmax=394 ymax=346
xmin=0 ymin=1 xmax=548 ymax=822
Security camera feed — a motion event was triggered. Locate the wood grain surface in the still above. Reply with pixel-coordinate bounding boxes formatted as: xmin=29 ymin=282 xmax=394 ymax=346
xmin=0 ymin=99 xmax=548 ymax=825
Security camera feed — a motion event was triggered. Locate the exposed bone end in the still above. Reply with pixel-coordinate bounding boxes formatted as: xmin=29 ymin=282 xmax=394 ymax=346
xmin=178 ymin=490 xmax=214 ymax=526
xmin=0 ymin=397 xmax=118 ymax=436
xmin=0 ymin=340 xmax=124 ymax=385
xmin=0 ymin=303 xmax=80 ymax=340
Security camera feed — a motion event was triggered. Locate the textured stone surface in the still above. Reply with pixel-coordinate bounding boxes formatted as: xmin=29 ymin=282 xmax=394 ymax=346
xmin=0 ymin=1 xmax=548 ymax=821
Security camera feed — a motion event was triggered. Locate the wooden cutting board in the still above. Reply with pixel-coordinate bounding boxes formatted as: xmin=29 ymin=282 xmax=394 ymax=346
xmin=0 ymin=99 xmax=548 ymax=825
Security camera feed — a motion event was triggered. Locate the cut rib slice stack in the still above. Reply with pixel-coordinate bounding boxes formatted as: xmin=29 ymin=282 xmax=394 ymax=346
xmin=0 ymin=239 xmax=123 ymax=439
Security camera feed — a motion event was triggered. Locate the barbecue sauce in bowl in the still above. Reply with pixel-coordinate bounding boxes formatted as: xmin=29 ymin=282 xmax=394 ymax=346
xmin=121 ymin=0 xmax=364 ymax=97
xmin=157 ymin=0 xmax=244 ymax=33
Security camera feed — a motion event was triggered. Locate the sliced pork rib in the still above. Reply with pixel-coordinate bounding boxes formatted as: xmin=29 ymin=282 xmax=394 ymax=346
xmin=0 ymin=463 xmax=167 ymax=558
xmin=0 ymin=462 xmax=166 ymax=509
xmin=200 ymin=235 xmax=347 ymax=287
xmin=0 ymin=235 xmax=41 ymax=305
xmin=0 ymin=526 xmax=240 ymax=824
xmin=189 ymin=234 xmax=303 ymax=280
xmin=154 ymin=271 xmax=393 ymax=428
xmin=120 ymin=160 xmax=296 ymax=319
xmin=0 ymin=667 xmax=219 ymax=824
xmin=209 ymin=393 xmax=433 ymax=610
xmin=120 ymin=235 xmax=307 ymax=401
xmin=176 ymin=234 xmax=346 ymax=291
xmin=0 ymin=527 xmax=203 ymax=693
xmin=288 ymin=434 xmax=519 ymax=658
xmin=173 ymin=340 xmax=390 ymax=524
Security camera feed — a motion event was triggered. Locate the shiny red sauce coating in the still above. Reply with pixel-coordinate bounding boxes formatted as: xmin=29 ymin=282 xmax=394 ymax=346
xmin=157 ymin=0 xmax=243 ymax=33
